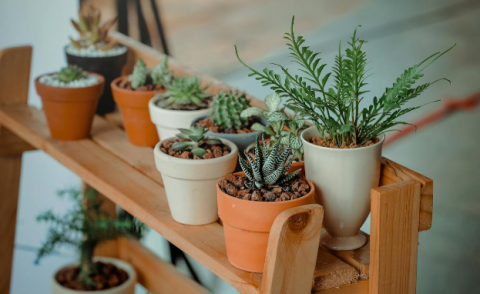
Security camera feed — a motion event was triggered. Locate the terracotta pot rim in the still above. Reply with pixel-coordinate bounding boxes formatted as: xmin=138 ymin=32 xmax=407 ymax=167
xmin=111 ymin=76 xmax=165 ymax=95
xmin=149 ymin=92 xmax=212 ymax=114
xmin=301 ymin=126 xmax=385 ymax=152
xmin=217 ymin=171 xmax=315 ymax=205
xmin=154 ymin=137 xmax=239 ymax=165
xmin=36 ymin=71 xmax=105 ymax=90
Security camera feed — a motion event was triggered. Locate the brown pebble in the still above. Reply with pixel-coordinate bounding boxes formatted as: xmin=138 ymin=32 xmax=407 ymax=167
xmin=179 ymin=151 xmax=189 ymax=159
xmin=264 ymin=191 xmax=276 ymax=201
xmin=224 ymin=173 xmax=236 ymax=183
xmin=251 ymin=190 xmax=262 ymax=201
xmin=225 ymin=183 xmax=238 ymax=196
xmin=243 ymin=193 xmax=252 ymax=200
xmin=272 ymin=187 xmax=283 ymax=195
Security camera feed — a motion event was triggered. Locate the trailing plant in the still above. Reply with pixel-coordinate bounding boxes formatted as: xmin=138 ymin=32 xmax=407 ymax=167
xmin=172 ymin=126 xmax=222 ymax=158
xmin=211 ymin=90 xmax=251 ymax=130
xmin=235 ymin=16 xmax=455 ymax=147
xmin=35 ymin=188 xmax=144 ymax=288
xmin=242 ymin=93 xmax=307 ymax=161
xmin=70 ymin=6 xmax=118 ymax=51
xmin=239 ymin=135 xmax=301 ymax=190
xmin=57 ymin=65 xmax=85 ymax=83
xmin=128 ymin=57 xmax=173 ymax=89
xmin=157 ymin=75 xmax=211 ymax=110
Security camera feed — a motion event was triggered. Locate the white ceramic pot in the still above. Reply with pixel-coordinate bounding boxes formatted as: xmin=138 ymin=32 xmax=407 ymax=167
xmin=301 ymin=126 xmax=384 ymax=251
xmin=149 ymin=95 xmax=211 ymax=141
xmin=154 ymin=138 xmax=238 ymax=225
xmin=51 ymin=257 xmax=136 ymax=294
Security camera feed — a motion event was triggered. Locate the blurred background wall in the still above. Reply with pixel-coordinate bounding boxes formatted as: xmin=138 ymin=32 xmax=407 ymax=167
xmin=0 ymin=0 xmax=479 ymax=293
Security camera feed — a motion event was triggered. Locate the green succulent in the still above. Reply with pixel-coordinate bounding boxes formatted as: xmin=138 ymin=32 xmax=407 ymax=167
xmin=128 ymin=57 xmax=174 ymax=89
xmin=172 ymin=126 xmax=222 ymax=158
xmin=151 ymin=57 xmax=173 ymax=86
xmin=157 ymin=76 xmax=211 ymax=110
xmin=128 ymin=59 xmax=150 ymax=89
xmin=211 ymin=90 xmax=251 ymax=130
xmin=239 ymin=135 xmax=301 ymax=190
xmin=241 ymin=93 xmax=307 ymax=161
xmin=57 ymin=65 xmax=85 ymax=83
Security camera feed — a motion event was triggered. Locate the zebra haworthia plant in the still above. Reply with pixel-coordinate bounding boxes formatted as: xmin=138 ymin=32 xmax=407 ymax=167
xmin=172 ymin=126 xmax=222 ymax=158
xmin=239 ymin=136 xmax=301 ymax=191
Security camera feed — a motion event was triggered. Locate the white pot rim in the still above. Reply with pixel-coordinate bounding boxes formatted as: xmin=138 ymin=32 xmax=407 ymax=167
xmin=51 ymin=257 xmax=136 ymax=293
xmin=154 ymin=136 xmax=239 ymax=166
xmin=301 ymin=126 xmax=385 ymax=152
xmin=149 ymin=94 xmax=211 ymax=116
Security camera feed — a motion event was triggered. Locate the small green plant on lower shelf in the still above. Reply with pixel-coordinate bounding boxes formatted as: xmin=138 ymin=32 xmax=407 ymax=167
xmin=173 ymin=126 xmax=222 ymax=158
xmin=157 ymin=75 xmax=211 ymax=110
xmin=57 ymin=65 xmax=85 ymax=83
xmin=35 ymin=188 xmax=144 ymax=288
xmin=236 ymin=16 xmax=455 ymax=147
xmin=128 ymin=57 xmax=173 ymax=89
xmin=241 ymin=93 xmax=307 ymax=161
xmin=211 ymin=90 xmax=251 ymax=130
xmin=239 ymin=136 xmax=300 ymax=191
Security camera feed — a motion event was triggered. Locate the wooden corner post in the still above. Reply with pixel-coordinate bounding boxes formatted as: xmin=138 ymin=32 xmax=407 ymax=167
xmin=260 ymin=204 xmax=324 ymax=294
xmin=0 ymin=45 xmax=33 ymax=294
xmin=369 ymin=180 xmax=421 ymax=294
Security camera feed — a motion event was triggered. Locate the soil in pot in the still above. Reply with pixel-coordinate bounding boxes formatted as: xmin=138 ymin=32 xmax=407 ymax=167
xmin=195 ymin=116 xmax=260 ymax=134
xmin=111 ymin=76 xmax=163 ymax=147
xmin=160 ymin=138 xmax=231 ymax=159
xmin=56 ymin=261 xmax=128 ymax=291
xmin=310 ymin=136 xmax=380 ymax=149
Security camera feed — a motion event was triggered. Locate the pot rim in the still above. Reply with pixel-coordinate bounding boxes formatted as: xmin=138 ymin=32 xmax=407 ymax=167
xmin=149 ymin=92 xmax=212 ymax=115
xmin=301 ymin=125 xmax=385 ymax=152
xmin=110 ymin=76 xmax=166 ymax=95
xmin=154 ymin=136 xmax=239 ymax=165
xmin=35 ymin=72 xmax=105 ymax=90
xmin=64 ymin=44 xmax=128 ymax=59
xmin=51 ymin=256 xmax=136 ymax=293
xmin=191 ymin=115 xmax=267 ymax=137
xmin=217 ymin=171 xmax=315 ymax=205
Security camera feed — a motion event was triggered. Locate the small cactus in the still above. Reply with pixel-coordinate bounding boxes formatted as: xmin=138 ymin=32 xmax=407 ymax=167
xmin=211 ymin=90 xmax=251 ymax=130
xmin=57 ymin=65 xmax=85 ymax=83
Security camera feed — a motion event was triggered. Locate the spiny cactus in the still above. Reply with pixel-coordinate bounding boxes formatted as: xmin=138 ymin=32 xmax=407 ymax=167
xmin=172 ymin=126 xmax=222 ymax=158
xmin=157 ymin=76 xmax=211 ymax=110
xmin=70 ymin=6 xmax=118 ymax=51
xmin=239 ymin=136 xmax=301 ymax=190
xmin=57 ymin=65 xmax=85 ymax=83
xmin=211 ymin=90 xmax=251 ymax=130
xmin=128 ymin=57 xmax=173 ymax=90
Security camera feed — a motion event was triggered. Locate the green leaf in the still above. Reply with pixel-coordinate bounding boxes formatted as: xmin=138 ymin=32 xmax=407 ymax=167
xmin=241 ymin=107 xmax=265 ymax=118
xmin=339 ymin=124 xmax=353 ymax=135
xmin=290 ymin=136 xmax=303 ymax=149
xmin=265 ymin=93 xmax=282 ymax=112
xmin=251 ymin=123 xmax=274 ymax=135
xmin=191 ymin=148 xmax=207 ymax=158
xmin=172 ymin=142 xmax=194 ymax=151
xmin=267 ymin=111 xmax=289 ymax=122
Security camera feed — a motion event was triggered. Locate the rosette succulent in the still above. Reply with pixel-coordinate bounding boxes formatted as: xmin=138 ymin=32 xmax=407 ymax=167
xmin=57 ymin=65 xmax=85 ymax=83
xmin=172 ymin=126 xmax=222 ymax=158
xmin=157 ymin=76 xmax=211 ymax=110
xmin=128 ymin=57 xmax=173 ymax=89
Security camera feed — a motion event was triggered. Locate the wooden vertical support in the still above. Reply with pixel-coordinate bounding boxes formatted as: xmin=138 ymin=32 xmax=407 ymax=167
xmin=260 ymin=204 xmax=324 ymax=294
xmin=0 ymin=45 xmax=32 ymax=294
xmin=82 ymin=183 xmax=119 ymax=258
xmin=369 ymin=180 xmax=421 ymax=294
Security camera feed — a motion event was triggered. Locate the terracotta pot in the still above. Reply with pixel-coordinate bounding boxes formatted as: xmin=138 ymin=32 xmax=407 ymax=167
xmin=51 ymin=257 xmax=136 ymax=294
xmin=154 ymin=137 xmax=238 ymax=225
xmin=301 ymin=126 xmax=384 ymax=251
xmin=217 ymin=172 xmax=315 ymax=272
xmin=149 ymin=95 xmax=211 ymax=141
xmin=35 ymin=72 xmax=104 ymax=140
xmin=65 ymin=45 xmax=127 ymax=115
xmin=111 ymin=76 xmax=162 ymax=147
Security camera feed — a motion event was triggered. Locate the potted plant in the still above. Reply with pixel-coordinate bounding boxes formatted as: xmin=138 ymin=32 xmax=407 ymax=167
xmin=235 ymin=16 xmax=454 ymax=250
xmin=112 ymin=58 xmax=173 ymax=147
xmin=66 ymin=6 xmax=127 ymax=115
xmin=35 ymin=188 xmax=144 ymax=293
xmin=217 ymin=136 xmax=315 ymax=272
xmin=153 ymin=126 xmax=238 ymax=225
xmin=149 ymin=75 xmax=212 ymax=141
xmin=241 ymin=92 xmax=307 ymax=167
xmin=192 ymin=89 xmax=267 ymax=169
xmin=35 ymin=65 xmax=104 ymax=140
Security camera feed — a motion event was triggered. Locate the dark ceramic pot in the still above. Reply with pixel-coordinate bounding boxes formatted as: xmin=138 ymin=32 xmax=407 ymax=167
xmin=64 ymin=45 xmax=128 ymax=115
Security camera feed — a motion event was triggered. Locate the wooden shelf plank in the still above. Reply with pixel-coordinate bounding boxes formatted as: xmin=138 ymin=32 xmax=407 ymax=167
xmin=0 ymin=105 xmax=360 ymax=293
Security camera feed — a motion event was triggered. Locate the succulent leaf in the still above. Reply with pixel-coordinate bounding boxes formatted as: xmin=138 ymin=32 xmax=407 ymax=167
xmin=128 ymin=59 xmax=150 ymax=89
xmin=57 ymin=65 xmax=85 ymax=83
xmin=158 ymin=76 xmax=211 ymax=110
xmin=70 ymin=6 xmax=118 ymax=50
xmin=170 ymin=126 xmax=221 ymax=159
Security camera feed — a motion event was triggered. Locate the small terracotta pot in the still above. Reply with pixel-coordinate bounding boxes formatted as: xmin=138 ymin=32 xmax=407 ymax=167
xmin=111 ymin=76 xmax=162 ymax=147
xmin=35 ymin=72 xmax=104 ymax=140
xmin=217 ymin=172 xmax=315 ymax=272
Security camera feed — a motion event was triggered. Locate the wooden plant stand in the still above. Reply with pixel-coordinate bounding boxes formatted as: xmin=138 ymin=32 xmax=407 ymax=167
xmin=0 ymin=35 xmax=433 ymax=294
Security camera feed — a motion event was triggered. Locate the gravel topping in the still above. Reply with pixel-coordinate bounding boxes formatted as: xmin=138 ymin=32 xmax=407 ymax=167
xmin=66 ymin=45 xmax=127 ymax=57
xmin=39 ymin=73 xmax=99 ymax=88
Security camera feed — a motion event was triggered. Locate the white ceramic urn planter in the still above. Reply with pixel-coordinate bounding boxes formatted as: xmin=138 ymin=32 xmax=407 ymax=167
xmin=301 ymin=126 xmax=384 ymax=251
xmin=51 ymin=257 xmax=136 ymax=294
xmin=149 ymin=95 xmax=212 ymax=141
xmin=154 ymin=137 xmax=238 ymax=225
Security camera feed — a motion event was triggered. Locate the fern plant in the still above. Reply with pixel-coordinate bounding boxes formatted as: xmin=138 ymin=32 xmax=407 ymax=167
xmin=239 ymin=135 xmax=301 ymax=190
xmin=35 ymin=188 xmax=143 ymax=288
xmin=235 ymin=16 xmax=455 ymax=147
xmin=128 ymin=57 xmax=173 ymax=89
xmin=173 ymin=126 xmax=222 ymax=158
xmin=241 ymin=93 xmax=307 ymax=161
xmin=157 ymin=76 xmax=211 ymax=110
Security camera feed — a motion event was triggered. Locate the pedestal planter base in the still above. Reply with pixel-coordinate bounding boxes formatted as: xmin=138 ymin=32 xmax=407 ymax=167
xmin=321 ymin=230 xmax=367 ymax=251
